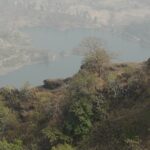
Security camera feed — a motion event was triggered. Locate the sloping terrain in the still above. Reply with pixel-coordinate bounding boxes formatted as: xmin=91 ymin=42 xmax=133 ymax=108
xmin=0 ymin=51 xmax=149 ymax=150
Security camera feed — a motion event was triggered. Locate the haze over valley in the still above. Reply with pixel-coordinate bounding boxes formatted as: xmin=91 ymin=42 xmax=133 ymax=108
xmin=0 ymin=0 xmax=150 ymax=87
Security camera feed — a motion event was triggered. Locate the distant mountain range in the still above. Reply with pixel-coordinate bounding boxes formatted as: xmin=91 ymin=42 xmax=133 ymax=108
xmin=1 ymin=0 xmax=150 ymax=29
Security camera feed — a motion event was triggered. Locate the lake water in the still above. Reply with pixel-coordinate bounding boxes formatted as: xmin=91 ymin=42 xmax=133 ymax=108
xmin=0 ymin=27 xmax=149 ymax=88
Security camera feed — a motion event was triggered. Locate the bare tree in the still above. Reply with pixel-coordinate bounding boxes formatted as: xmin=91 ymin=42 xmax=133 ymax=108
xmin=73 ymin=37 xmax=104 ymax=55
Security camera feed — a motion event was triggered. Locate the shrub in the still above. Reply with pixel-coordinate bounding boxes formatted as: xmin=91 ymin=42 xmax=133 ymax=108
xmin=65 ymin=98 xmax=93 ymax=139
xmin=0 ymin=140 xmax=24 ymax=150
xmin=125 ymin=137 xmax=146 ymax=150
xmin=64 ymin=71 xmax=108 ymax=139
xmin=82 ymin=48 xmax=110 ymax=77
xmin=0 ymin=87 xmax=35 ymax=109
xmin=0 ymin=101 xmax=18 ymax=134
xmin=42 ymin=127 xmax=71 ymax=147
xmin=52 ymin=143 xmax=75 ymax=150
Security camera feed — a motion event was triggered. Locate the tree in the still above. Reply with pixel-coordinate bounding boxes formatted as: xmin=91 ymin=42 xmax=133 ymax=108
xmin=83 ymin=49 xmax=110 ymax=77
xmin=78 ymin=37 xmax=111 ymax=77
xmin=74 ymin=37 xmax=104 ymax=55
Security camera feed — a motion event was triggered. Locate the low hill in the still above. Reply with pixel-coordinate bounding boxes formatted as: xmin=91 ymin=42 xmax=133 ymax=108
xmin=0 ymin=50 xmax=149 ymax=150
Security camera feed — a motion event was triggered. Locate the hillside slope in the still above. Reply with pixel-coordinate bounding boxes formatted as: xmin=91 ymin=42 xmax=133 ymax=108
xmin=0 ymin=53 xmax=149 ymax=150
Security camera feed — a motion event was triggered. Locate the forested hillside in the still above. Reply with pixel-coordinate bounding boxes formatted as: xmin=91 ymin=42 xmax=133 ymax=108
xmin=0 ymin=47 xmax=149 ymax=150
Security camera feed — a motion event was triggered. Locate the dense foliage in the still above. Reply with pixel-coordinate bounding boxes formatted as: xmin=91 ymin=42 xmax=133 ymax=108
xmin=0 ymin=46 xmax=149 ymax=150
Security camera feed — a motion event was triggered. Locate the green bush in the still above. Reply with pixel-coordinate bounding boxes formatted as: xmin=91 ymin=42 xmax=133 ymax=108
xmin=52 ymin=143 xmax=75 ymax=150
xmin=0 ymin=140 xmax=24 ymax=150
xmin=65 ymin=98 xmax=93 ymax=139
xmin=42 ymin=127 xmax=71 ymax=147
xmin=0 ymin=101 xmax=18 ymax=134
xmin=64 ymin=71 xmax=107 ymax=139
xmin=0 ymin=87 xmax=35 ymax=109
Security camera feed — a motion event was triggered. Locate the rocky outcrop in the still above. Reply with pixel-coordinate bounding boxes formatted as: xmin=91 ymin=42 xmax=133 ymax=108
xmin=146 ymin=58 xmax=150 ymax=68
xmin=43 ymin=79 xmax=64 ymax=90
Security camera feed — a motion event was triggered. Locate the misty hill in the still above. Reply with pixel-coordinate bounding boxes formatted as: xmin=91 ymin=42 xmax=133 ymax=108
xmin=0 ymin=48 xmax=149 ymax=150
